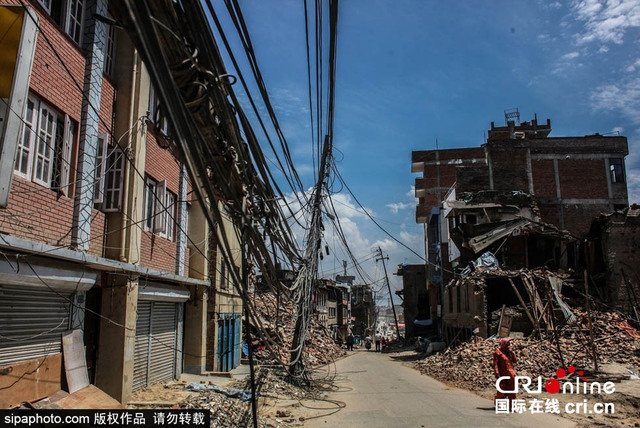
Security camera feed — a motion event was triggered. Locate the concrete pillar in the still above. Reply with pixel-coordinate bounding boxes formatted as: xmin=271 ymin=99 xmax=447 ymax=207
xmin=71 ymin=0 xmax=108 ymax=251
xmin=95 ymin=274 xmax=138 ymax=403
xmin=183 ymin=284 xmax=208 ymax=374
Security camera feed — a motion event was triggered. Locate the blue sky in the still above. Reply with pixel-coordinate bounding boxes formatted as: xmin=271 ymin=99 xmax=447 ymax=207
xmin=211 ymin=0 xmax=640 ymax=302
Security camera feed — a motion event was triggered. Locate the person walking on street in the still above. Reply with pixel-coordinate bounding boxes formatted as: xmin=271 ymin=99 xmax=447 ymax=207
xmin=493 ymin=337 xmax=518 ymax=410
xmin=375 ymin=331 xmax=382 ymax=352
xmin=346 ymin=333 xmax=354 ymax=351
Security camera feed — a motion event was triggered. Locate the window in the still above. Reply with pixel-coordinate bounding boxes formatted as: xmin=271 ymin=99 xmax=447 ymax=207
xmin=104 ymin=20 xmax=116 ymax=76
xmin=219 ymin=259 xmax=227 ymax=290
xmin=41 ymin=1 xmax=85 ymax=46
xmin=102 ymin=145 xmax=125 ymax=212
xmin=144 ymin=178 xmax=158 ymax=231
xmin=93 ymin=134 xmax=108 ymax=204
xmin=329 ymin=307 xmax=336 ymax=318
xmin=143 ymin=177 xmax=176 ymax=241
xmin=65 ymin=0 xmax=84 ymax=45
xmin=37 ymin=0 xmax=52 ymax=13
xmin=164 ymin=191 xmax=175 ymax=241
xmin=15 ymin=95 xmax=75 ymax=192
xmin=148 ymin=85 xmax=170 ymax=135
xmin=610 ymin=158 xmax=625 ymax=183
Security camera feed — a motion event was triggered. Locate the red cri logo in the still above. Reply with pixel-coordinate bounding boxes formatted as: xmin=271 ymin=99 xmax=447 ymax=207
xmin=545 ymin=366 xmax=587 ymax=394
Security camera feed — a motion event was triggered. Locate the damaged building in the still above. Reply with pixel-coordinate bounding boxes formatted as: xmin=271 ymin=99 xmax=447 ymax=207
xmin=587 ymin=205 xmax=640 ymax=318
xmin=411 ymin=111 xmax=631 ymax=342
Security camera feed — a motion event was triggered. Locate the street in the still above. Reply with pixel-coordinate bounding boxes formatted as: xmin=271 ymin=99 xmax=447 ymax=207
xmin=303 ymin=350 xmax=574 ymax=427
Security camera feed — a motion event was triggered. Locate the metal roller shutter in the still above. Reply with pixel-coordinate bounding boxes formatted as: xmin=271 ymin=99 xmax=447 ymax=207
xmin=148 ymin=302 xmax=177 ymax=385
xmin=133 ymin=301 xmax=178 ymax=391
xmin=133 ymin=301 xmax=151 ymax=392
xmin=0 ymin=285 xmax=72 ymax=366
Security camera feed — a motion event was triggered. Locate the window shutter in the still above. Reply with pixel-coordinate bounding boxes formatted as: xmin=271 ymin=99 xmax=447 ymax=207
xmin=165 ymin=192 xmax=175 ymax=241
xmin=59 ymin=115 xmax=74 ymax=196
xmin=153 ymin=180 xmax=167 ymax=233
xmin=93 ymin=134 xmax=108 ymax=204
xmin=103 ymin=146 xmax=125 ymax=212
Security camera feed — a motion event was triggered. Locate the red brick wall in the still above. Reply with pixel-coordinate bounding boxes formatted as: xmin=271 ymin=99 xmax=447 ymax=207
xmin=490 ymin=149 xmax=528 ymax=192
xmin=531 ymin=159 xmax=556 ymax=197
xmin=562 ymin=204 xmax=609 ymax=238
xmin=145 ymin=130 xmax=181 ymax=195
xmin=538 ymin=205 xmax=561 ymax=228
xmin=11 ymin=0 xmax=86 ymax=123
xmin=139 ymin=231 xmax=178 ymax=274
xmin=558 ymin=159 xmax=608 ymax=199
xmin=1 ymin=177 xmax=105 ymax=254
xmin=2 ymin=2 xmax=111 ymax=256
xmin=138 ymin=129 xmax=182 ymax=273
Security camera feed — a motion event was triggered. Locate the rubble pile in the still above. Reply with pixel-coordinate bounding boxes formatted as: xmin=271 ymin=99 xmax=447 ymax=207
xmin=181 ymin=388 xmax=250 ymax=428
xmin=180 ymin=369 xmax=310 ymax=428
xmin=415 ymin=309 xmax=640 ymax=391
xmin=488 ymin=305 xmax=531 ymax=335
xmin=249 ymin=292 xmax=346 ymax=366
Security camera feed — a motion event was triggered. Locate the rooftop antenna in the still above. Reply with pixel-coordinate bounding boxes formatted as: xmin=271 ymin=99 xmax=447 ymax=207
xmin=504 ymin=108 xmax=520 ymax=126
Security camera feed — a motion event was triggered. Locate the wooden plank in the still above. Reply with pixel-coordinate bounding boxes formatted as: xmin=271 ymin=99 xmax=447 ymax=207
xmin=523 ymin=274 xmax=548 ymax=329
xmin=508 ymin=278 xmax=539 ymax=337
xmin=55 ymin=385 xmax=124 ymax=409
xmin=498 ymin=314 xmax=512 ymax=338
xmin=0 ymin=354 xmax=62 ymax=409
xmin=62 ymin=330 xmax=89 ymax=394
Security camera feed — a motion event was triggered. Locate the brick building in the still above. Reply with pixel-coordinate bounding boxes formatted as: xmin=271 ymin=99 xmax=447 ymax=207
xmin=413 ymin=115 xmax=629 ymax=237
xmin=412 ymin=113 xmax=630 ymax=339
xmin=0 ymin=1 xmax=241 ymax=407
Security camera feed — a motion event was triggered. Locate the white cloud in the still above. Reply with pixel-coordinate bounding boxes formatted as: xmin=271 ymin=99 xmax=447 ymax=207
xmin=590 ymin=77 xmax=640 ymax=122
xmin=552 ymin=51 xmax=584 ymax=75
xmin=626 ymin=58 xmax=640 ymax=72
xmin=537 ymin=33 xmax=551 ymax=41
xmin=406 ymin=185 xmax=416 ymax=199
xmin=280 ymin=190 xmax=422 ymax=301
xmin=544 ymin=1 xmax=564 ymax=9
xmin=613 ymin=126 xmax=625 ymax=134
xmin=628 ymin=168 xmax=640 ymax=205
xmin=399 ymin=230 xmax=423 ymax=248
xmin=561 ymin=51 xmax=581 ymax=59
xmin=386 ymin=202 xmax=412 ymax=214
xmin=571 ymin=0 xmax=640 ymax=45
xmin=598 ymin=45 xmax=610 ymax=53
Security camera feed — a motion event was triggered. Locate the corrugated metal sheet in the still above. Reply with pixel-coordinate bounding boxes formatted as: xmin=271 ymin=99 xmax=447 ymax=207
xmin=133 ymin=301 xmax=178 ymax=391
xmin=148 ymin=302 xmax=177 ymax=385
xmin=0 ymin=285 xmax=72 ymax=366
xmin=133 ymin=301 xmax=151 ymax=392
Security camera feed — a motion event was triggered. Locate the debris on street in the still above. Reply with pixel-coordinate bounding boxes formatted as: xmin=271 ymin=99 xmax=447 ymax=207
xmin=249 ymin=292 xmax=346 ymax=367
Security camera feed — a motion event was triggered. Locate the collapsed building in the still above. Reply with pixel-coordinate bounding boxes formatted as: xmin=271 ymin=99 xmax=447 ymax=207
xmin=411 ymin=111 xmax=634 ymax=343
xmin=587 ymin=205 xmax=640 ymax=317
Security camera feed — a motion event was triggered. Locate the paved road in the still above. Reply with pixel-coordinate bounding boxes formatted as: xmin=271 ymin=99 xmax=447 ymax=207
xmin=303 ymin=350 xmax=574 ymax=427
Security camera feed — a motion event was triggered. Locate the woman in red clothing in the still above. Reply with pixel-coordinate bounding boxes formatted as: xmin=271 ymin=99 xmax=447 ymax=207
xmin=493 ymin=337 xmax=518 ymax=408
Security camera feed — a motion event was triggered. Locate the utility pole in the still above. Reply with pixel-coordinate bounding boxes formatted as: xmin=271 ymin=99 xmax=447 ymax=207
xmin=376 ymin=247 xmax=400 ymax=340
xmin=290 ymin=134 xmax=331 ymax=376
xmin=241 ymin=197 xmax=258 ymax=428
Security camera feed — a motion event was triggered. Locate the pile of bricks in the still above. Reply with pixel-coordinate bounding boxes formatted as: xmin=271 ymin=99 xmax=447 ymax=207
xmin=414 ymin=309 xmax=640 ymax=392
xmin=180 ymin=369 xmax=308 ymax=428
xmin=249 ymin=292 xmax=346 ymax=367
